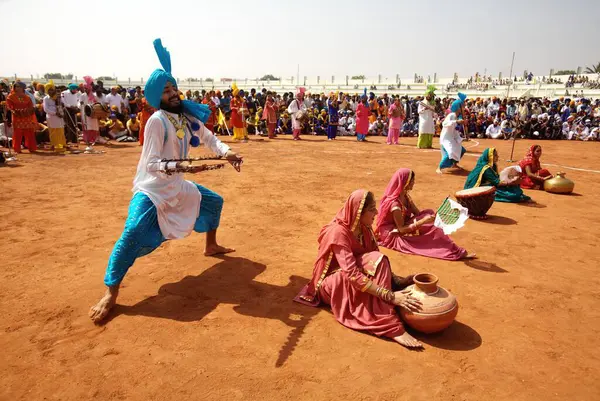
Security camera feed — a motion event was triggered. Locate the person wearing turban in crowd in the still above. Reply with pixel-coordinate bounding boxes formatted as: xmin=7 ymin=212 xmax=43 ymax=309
xmin=89 ymin=39 xmax=244 ymax=323
xmin=230 ymin=84 xmax=249 ymax=142
xmin=60 ymin=83 xmax=81 ymax=145
xmin=79 ymin=76 xmax=106 ymax=148
xmin=42 ymin=80 xmax=67 ymax=152
xmin=287 ymin=87 xmax=307 ymax=140
xmin=417 ymin=85 xmax=436 ymax=149
xmin=436 ymin=93 xmax=467 ymax=174
xmin=6 ymin=81 xmax=38 ymax=153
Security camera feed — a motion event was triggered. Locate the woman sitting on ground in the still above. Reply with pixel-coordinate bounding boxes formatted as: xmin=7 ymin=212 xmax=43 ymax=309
xmin=464 ymin=147 xmax=531 ymax=203
xmin=376 ymin=168 xmax=473 ymax=261
xmin=294 ymin=189 xmax=424 ymax=349
xmin=518 ymin=144 xmax=552 ymax=189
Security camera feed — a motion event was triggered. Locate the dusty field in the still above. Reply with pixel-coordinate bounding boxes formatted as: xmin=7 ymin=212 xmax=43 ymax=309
xmin=1 ymin=134 xmax=599 ymax=401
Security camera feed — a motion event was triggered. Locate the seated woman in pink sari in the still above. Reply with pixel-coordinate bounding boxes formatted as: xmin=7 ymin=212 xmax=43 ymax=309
xmin=294 ymin=189 xmax=424 ymax=349
xmin=376 ymin=168 xmax=473 ymax=261
xmin=519 ymin=145 xmax=552 ymax=189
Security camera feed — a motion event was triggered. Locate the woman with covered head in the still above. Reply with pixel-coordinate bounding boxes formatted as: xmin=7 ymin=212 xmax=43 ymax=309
xmin=355 ymin=89 xmax=370 ymax=142
xmin=376 ymin=169 xmax=472 ymax=261
xmin=519 ymin=145 xmax=552 ymax=189
xmin=436 ymin=93 xmax=467 ymax=174
xmin=464 ymin=148 xmax=531 ymax=203
xmin=295 ymin=189 xmax=424 ymax=349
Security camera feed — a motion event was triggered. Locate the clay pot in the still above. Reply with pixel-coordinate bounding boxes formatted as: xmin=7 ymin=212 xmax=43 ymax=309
xmin=544 ymin=172 xmax=575 ymax=194
xmin=400 ymin=273 xmax=458 ymax=334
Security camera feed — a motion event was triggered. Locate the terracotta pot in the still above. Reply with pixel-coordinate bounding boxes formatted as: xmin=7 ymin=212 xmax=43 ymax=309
xmin=399 ymin=273 xmax=458 ymax=334
xmin=544 ymin=172 xmax=574 ymax=194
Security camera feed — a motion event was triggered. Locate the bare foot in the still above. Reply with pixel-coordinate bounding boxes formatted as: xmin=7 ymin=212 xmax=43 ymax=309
xmin=393 ymin=332 xmax=424 ymax=349
xmin=89 ymin=286 xmax=119 ymax=324
xmin=204 ymin=244 xmax=235 ymax=257
xmin=462 ymin=252 xmax=477 ymax=260
xmin=436 ymin=168 xmax=443 ymax=175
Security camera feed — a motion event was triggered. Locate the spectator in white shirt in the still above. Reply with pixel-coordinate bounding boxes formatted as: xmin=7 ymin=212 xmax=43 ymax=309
xmin=106 ymin=87 xmax=124 ymax=113
xmin=61 ymin=83 xmax=81 ymax=144
xmin=485 ymin=119 xmax=502 ymax=139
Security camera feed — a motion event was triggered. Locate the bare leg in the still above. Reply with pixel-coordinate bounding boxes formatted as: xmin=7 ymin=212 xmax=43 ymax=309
xmin=89 ymin=285 xmax=119 ymax=324
xmin=393 ymin=332 xmax=424 ymax=349
xmin=204 ymin=229 xmax=235 ymax=257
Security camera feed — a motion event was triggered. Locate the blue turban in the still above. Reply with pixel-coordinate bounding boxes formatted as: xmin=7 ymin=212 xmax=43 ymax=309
xmin=144 ymin=38 xmax=210 ymax=123
xmin=451 ymin=92 xmax=467 ymax=113
xmin=361 ymin=88 xmax=368 ymax=101
xmin=68 ymin=83 xmax=79 ymax=91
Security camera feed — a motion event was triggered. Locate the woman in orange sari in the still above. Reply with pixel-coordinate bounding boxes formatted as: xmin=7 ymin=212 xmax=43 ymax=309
xmin=138 ymin=98 xmax=156 ymax=146
xmin=6 ymin=82 xmax=38 ymax=153
xmin=295 ymin=189 xmax=424 ymax=349
xmin=519 ymin=145 xmax=552 ymax=189
xmin=201 ymin=92 xmax=217 ymax=134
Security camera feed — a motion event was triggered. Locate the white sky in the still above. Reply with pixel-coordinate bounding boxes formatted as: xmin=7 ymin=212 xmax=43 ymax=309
xmin=1 ymin=0 xmax=599 ymax=80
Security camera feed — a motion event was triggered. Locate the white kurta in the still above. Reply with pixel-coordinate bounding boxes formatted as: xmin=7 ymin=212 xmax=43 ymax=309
xmin=79 ymin=93 xmax=105 ymax=131
xmin=418 ymin=102 xmax=435 ymax=134
xmin=287 ymin=99 xmax=306 ymax=130
xmin=440 ymin=112 xmax=463 ymax=161
xmin=486 ymin=124 xmax=502 ymax=139
xmin=42 ymin=96 xmax=64 ymax=129
xmin=133 ymin=110 xmax=230 ymax=240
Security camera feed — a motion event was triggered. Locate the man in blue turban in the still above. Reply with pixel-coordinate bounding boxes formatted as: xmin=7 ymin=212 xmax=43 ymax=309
xmin=89 ymin=39 xmax=243 ymax=323
xmin=436 ymin=93 xmax=467 ymax=174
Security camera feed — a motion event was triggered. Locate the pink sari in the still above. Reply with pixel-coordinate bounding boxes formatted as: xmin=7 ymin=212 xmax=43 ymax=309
xmin=376 ymin=169 xmax=466 ymax=261
xmin=294 ymin=189 xmax=405 ymax=338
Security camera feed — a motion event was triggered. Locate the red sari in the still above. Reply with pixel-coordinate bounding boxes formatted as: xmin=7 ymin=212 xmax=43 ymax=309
xmin=202 ymin=98 xmax=217 ymax=133
xmin=519 ymin=145 xmax=552 ymax=189
xmin=6 ymin=89 xmax=38 ymax=152
xmin=294 ymin=189 xmax=405 ymax=338
xmin=230 ymin=97 xmax=246 ymax=129
xmin=376 ymin=169 xmax=466 ymax=260
xmin=262 ymin=100 xmax=277 ymax=138
xmin=139 ymin=98 xmax=156 ymax=146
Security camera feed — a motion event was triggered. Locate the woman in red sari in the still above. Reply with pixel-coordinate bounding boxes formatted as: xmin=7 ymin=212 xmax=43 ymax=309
xmin=519 ymin=145 xmax=552 ymax=189
xmin=376 ymin=168 xmax=472 ymax=261
xmin=6 ymin=82 xmax=38 ymax=153
xmin=138 ymin=98 xmax=156 ymax=146
xmin=201 ymin=92 xmax=217 ymax=134
xmin=295 ymin=189 xmax=424 ymax=349
xmin=263 ymin=93 xmax=277 ymax=139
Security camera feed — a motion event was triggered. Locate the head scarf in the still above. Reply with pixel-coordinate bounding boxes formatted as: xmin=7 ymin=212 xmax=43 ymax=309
xmin=68 ymin=83 xmax=78 ymax=91
xmin=451 ymin=93 xmax=467 ymax=113
xmin=361 ymin=88 xmax=368 ymax=102
xmin=293 ymin=189 xmax=377 ymax=306
xmin=144 ymin=38 xmax=210 ymax=123
xmin=518 ymin=144 xmax=542 ymax=173
xmin=376 ymin=168 xmax=413 ymax=233
xmin=464 ymin=148 xmax=497 ymax=189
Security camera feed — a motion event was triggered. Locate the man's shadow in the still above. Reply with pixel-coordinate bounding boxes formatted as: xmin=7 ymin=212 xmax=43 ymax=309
xmin=110 ymin=256 xmax=318 ymax=367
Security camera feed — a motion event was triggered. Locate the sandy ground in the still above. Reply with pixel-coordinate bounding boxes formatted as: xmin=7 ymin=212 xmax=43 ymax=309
xmin=1 ymin=134 xmax=599 ymax=401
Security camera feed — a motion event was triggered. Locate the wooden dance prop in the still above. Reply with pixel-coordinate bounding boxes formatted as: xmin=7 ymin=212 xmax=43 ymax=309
xmin=454 ymin=186 xmax=496 ymax=220
xmin=152 ymin=155 xmax=243 ymax=175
